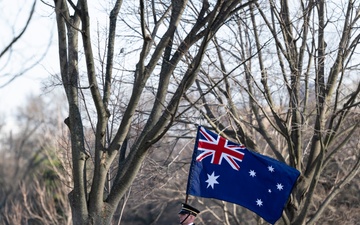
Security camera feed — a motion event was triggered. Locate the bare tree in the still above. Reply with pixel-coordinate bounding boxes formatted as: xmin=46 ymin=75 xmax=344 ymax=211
xmin=182 ymin=0 xmax=360 ymax=224
xmin=0 ymin=93 xmax=71 ymax=225
xmin=51 ymin=0 xmax=257 ymax=224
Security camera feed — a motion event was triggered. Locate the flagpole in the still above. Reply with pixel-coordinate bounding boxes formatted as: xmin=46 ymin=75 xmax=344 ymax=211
xmin=184 ymin=125 xmax=200 ymax=205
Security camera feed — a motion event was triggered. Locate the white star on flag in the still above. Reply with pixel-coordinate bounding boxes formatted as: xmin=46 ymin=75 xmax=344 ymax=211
xmin=268 ymin=165 xmax=275 ymax=172
xmin=276 ymin=183 xmax=284 ymax=191
xmin=256 ymin=199 xmax=263 ymax=207
xmin=205 ymin=171 xmax=219 ymax=189
xmin=249 ymin=170 xmax=256 ymax=177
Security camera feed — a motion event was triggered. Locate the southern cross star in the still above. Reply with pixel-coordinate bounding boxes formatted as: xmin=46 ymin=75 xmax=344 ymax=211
xmin=268 ymin=165 xmax=275 ymax=172
xmin=256 ymin=199 xmax=263 ymax=207
xmin=276 ymin=183 xmax=284 ymax=191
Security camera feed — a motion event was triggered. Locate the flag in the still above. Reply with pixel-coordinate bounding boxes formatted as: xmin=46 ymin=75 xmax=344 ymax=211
xmin=186 ymin=126 xmax=300 ymax=224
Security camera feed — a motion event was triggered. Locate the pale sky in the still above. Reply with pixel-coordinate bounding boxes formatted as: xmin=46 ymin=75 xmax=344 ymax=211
xmin=0 ymin=0 xmax=59 ymax=129
xmin=0 ymin=0 xmax=114 ymax=131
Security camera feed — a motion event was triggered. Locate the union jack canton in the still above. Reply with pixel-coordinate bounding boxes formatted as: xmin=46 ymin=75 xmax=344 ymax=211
xmin=196 ymin=126 xmax=245 ymax=171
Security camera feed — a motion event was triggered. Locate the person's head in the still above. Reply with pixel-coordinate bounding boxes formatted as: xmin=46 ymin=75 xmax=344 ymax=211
xmin=178 ymin=203 xmax=200 ymax=225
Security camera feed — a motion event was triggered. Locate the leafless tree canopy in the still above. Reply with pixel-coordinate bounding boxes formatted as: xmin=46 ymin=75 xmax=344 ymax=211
xmin=53 ymin=0 xmax=359 ymax=224
xmin=179 ymin=0 xmax=360 ymax=224
xmin=1 ymin=0 xmax=358 ymax=225
xmin=53 ymin=0 xmax=257 ymax=224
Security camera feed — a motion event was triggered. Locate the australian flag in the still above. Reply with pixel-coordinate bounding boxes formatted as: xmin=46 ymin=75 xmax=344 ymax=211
xmin=186 ymin=126 xmax=300 ymax=224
